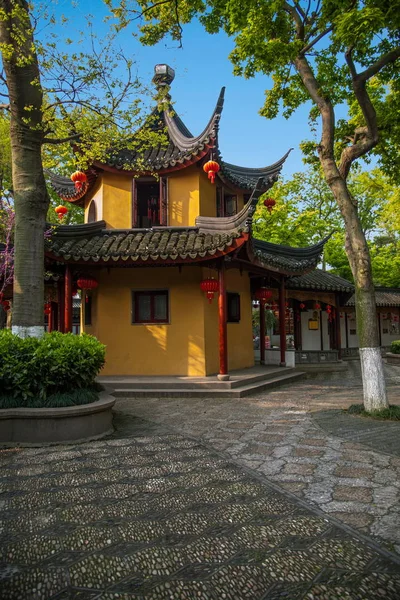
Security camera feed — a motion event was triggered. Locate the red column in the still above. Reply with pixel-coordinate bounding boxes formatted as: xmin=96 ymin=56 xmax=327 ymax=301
xmin=64 ymin=265 xmax=72 ymax=333
xmin=48 ymin=304 xmax=53 ymax=333
xmin=218 ymin=262 xmax=229 ymax=380
xmin=259 ymin=300 xmax=265 ymax=364
xmin=58 ymin=280 xmax=65 ymax=332
xmin=278 ymin=276 xmax=286 ymax=366
xmin=335 ymin=293 xmax=342 ymax=359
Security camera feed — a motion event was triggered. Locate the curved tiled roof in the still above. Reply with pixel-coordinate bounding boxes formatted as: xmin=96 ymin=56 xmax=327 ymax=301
xmin=251 ymin=237 xmax=328 ymax=274
xmin=220 ymin=150 xmax=292 ymax=191
xmin=346 ymin=288 xmax=400 ymax=307
xmin=46 ymin=221 xmax=246 ymax=264
xmin=287 ymin=269 xmax=354 ymax=292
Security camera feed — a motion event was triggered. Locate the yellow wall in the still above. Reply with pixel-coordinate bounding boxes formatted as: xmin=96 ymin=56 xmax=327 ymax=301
xmin=168 ymin=166 xmax=200 ymax=226
xmin=83 ymin=267 xmax=207 ymax=376
xmin=204 ymin=267 xmax=254 ymax=375
xmin=199 ymin=169 xmax=217 ymax=217
xmin=101 ymin=173 xmax=132 ymax=229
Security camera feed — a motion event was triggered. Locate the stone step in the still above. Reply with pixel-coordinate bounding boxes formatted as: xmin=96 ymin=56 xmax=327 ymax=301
xmin=111 ymin=371 xmax=305 ymax=399
xmin=100 ymin=367 xmax=289 ymax=391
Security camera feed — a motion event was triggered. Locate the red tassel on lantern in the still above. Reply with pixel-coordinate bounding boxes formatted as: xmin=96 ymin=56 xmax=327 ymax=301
xmin=55 ymin=205 xmax=68 ymax=220
xmin=71 ymin=171 xmax=88 ymax=191
xmin=203 ymin=160 xmax=220 ymax=184
xmin=264 ymin=197 xmax=276 ymax=213
xmin=200 ymin=278 xmax=219 ymax=303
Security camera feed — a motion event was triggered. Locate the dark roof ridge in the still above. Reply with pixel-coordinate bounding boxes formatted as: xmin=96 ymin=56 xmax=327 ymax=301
xmin=222 ymin=148 xmax=293 ymax=175
xmin=164 ymin=87 xmax=225 ymax=152
xmin=253 ymin=235 xmax=331 ymax=259
xmin=196 ymin=177 xmax=265 ymax=233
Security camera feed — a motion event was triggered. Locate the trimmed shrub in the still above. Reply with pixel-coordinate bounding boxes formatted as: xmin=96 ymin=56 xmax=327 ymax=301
xmin=390 ymin=340 xmax=400 ymax=354
xmin=0 ymin=331 xmax=105 ymax=403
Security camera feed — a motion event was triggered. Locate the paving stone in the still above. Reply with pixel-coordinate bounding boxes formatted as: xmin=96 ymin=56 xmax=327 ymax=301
xmin=293 ymin=448 xmax=325 ymax=458
xmin=332 ymin=486 xmax=373 ymax=502
xmin=329 ymin=511 xmax=374 ymax=529
xmin=283 ymin=464 xmax=316 ymax=476
xmin=334 ymin=466 xmax=375 ymax=479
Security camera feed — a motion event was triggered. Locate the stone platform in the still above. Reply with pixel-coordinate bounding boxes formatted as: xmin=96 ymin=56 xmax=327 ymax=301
xmin=98 ymin=365 xmax=305 ymax=398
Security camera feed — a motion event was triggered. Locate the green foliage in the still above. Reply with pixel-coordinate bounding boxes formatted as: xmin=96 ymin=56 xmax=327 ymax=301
xmin=0 ymin=386 xmax=99 ymax=409
xmin=0 ymin=331 xmax=105 ymax=403
xmin=253 ymin=166 xmax=400 ymax=286
xmin=390 ymin=340 xmax=400 ymax=355
xmin=347 ymin=403 xmax=400 ymax=421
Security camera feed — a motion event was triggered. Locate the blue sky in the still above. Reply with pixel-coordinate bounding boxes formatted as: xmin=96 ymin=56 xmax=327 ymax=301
xmin=48 ymin=1 xmax=316 ymax=177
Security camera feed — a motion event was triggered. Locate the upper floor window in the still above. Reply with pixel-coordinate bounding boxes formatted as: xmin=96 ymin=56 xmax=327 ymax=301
xmin=132 ymin=178 xmax=167 ymax=228
xmin=87 ymin=199 xmax=97 ymax=223
xmin=216 ymin=186 xmax=237 ymax=217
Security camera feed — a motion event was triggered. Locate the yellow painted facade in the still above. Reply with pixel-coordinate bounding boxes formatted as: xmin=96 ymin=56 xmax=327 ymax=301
xmin=81 ymin=166 xmax=255 ymax=376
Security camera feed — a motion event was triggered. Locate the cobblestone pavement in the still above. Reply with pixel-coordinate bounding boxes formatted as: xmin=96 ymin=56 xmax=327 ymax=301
xmin=115 ymin=361 xmax=400 ymax=557
xmin=1 ymin=417 xmax=400 ymax=600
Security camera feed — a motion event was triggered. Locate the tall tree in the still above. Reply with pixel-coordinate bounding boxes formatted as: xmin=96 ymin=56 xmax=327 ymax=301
xmin=109 ymin=0 xmax=400 ymax=410
xmin=0 ymin=1 xmax=162 ymax=337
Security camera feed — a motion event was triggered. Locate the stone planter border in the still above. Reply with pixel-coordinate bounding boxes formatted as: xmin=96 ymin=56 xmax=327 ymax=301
xmin=0 ymin=391 xmax=115 ymax=446
xmin=386 ymin=352 xmax=400 ymax=366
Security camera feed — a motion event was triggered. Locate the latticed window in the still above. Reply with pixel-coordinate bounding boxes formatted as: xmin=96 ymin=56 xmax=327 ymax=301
xmin=132 ymin=290 xmax=169 ymax=324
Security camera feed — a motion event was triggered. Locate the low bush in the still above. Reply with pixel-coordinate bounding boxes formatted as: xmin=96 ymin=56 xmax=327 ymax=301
xmin=390 ymin=340 xmax=400 ymax=354
xmin=0 ymin=386 xmax=100 ymax=409
xmin=0 ymin=331 xmax=105 ymax=405
xmin=347 ymin=403 xmax=400 ymax=421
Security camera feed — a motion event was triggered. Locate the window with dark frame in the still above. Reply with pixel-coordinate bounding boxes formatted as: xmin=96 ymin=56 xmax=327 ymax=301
xmin=227 ymin=292 xmax=240 ymax=323
xmin=132 ymin=290 xmax=169 ymax=324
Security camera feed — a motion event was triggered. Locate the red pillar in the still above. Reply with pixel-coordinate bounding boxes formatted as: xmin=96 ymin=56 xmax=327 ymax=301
xmin=278 ymin=276 xmax=286 ymax=366
xmin=48 ymin=304 xmax=53 ymax=333
xmin=218 ymin=261 xmax=229 ymax=380
xmin=259 ymin=300 xmax=265 ymax=364
xmin=58 ymin=280 xmax=65 ymax=333
xmin=335 ymin=293 xmax=342 ymax=359
xmin=64 ymin=265 xmax=72 ymax=333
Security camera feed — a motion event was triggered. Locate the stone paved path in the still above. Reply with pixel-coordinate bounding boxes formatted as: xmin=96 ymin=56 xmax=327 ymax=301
xmin=1 ymin=416 xmax=400 ymax=599
xmin=115 ymin=361 xmax=400 ymax=556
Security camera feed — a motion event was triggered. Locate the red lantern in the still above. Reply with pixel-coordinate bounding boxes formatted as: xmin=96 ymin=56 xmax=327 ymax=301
xmin=326 ymin=305 xmax=332 ymax=313
xmin=255 ymin=288 xmax=273 ymax=304
xmin=55 ymin=205 xmax=68 ymax=220
xmin=200 ymin=278 xmax=219 ymax=303
xmin=77 ymin=277 xmax=98 ymax=291
xmin=44 ymin=302 xmax=51 ymax=316
xmin=300 ymin=303 xmax=306 ymax=310
xmin=71 ymin=171 xmax=88 ymax=191
xmin=264 ymin=197 xmax=276 ymax=213
xmin=2 ymin=300 xmax=10 ymax=311
xmin=315 ymin=302 xmax=321 ymax=310
xmin=203 ymin=160 xmax=220 ymax=184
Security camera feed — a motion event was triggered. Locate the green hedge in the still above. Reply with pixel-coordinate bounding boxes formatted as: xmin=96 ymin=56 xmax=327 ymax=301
xmin=391 ymin=340 xmax=400 ymax=354
xmin=0 ymin=331 xmax=105 ymax=403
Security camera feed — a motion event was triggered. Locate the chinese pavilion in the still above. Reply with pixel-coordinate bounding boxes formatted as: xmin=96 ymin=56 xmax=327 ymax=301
xmin=44 ymin=64 xmax=350 ymax=378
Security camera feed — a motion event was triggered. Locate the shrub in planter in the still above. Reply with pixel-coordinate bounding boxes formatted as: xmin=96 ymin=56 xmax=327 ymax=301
xmin=390 ymin=340 xmax=400 ymax=355
xmin=0 ymin=331 xmax=105 ymax=406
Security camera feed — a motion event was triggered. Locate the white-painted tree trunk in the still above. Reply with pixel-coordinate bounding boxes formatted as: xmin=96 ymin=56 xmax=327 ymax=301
xmin=12 ymin=325 xmax=44 ymax=339
xmin=359 ymin=347 xmax=388 ymax=412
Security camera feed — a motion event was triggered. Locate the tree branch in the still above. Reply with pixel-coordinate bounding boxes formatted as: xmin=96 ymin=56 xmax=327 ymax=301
xmin=358 ymin=47 xmax=400 ymax=83
xmin=0 ymin=103 xmax=10 ymax=111
xmin=300 ymin=26 xmax=333 ymax=55
xmin=339 ymin=48 xmax=380 ymax=179
xmin=43 ymin=133 xmax=81 ymax=145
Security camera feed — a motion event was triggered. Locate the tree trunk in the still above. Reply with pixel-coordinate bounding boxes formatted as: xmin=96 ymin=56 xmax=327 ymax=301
xmin=0 ymin=1 xmax=49 ymax=337
xmin=322 ymin=159 xmax=388 ymax=411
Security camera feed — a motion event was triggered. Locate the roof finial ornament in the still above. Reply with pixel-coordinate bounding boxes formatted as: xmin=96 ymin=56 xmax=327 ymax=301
xmin=152 ymin=64 xmax=175 ymax=89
